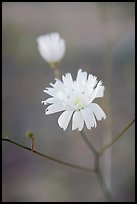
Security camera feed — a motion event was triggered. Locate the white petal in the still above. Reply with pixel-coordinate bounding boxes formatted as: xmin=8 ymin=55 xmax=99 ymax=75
xmin=52 ymin=79 xmax=64 ymax=91
xmin=62 ymin=73 xmax=74 ymax=87
xmin=76 ymin=69 xmax=87 ymax=82
xmin=44 ymin=97 xmax=59 ymax=104
xmin=87 ymin=74 xmax=97 ymax=87
xmin=44 ymin=84 xmax=64 ymax=98
xmin=45 ymin=103 xmax=66 ymax=115
xmin=37 ymin=46 xmax=50 ymax=62
xmin=55 ymin=80 xmax=64 ymax=87
xmin=44 ymin=88 xmax=56 ymax=97
xmin=37 ymin=33 xmax=65 ymax=63
xmin=58 ymin=110 xmax=74 ymax=130
xmin=59 ymin=39 xmax=65 ymax=57
xmin=90 ymin=103 xmax=106 ymax=120
xmin=85 ymin=75 xmax=97 ymax=97
xmin=90 ymin=81 xmax=105 ymax=102
xmin=95 ymin=85 xmax=105 ymax=98
xmin=72 ymin=111 xmax=84 ymax=131
xmin=76 ymin=69 xmax=87 ymax=90
xmin=41 ymin=100 xmax=47 ymax=105
xmin=56 ymin=91 xmax=65 ymax=100
xmin=81 ymin=107 xmax=97 ymax=129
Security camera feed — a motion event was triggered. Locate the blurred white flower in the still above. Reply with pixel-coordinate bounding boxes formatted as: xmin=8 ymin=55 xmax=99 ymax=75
xmin=42 ymin=69 xmax=106 ymax=131
xmin=37 ymin=32 xmax=65 ymax=64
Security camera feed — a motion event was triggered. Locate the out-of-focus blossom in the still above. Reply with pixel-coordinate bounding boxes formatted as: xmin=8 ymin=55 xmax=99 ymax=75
xmin=37 ymin=32 xmax=65 ymax=65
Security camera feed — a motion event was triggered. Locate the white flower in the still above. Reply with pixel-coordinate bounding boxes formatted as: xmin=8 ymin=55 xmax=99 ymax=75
xmin=37 ymin=32 xmax=65 ymax=64
xmin=42 ymin=69 xmax=106 ymax=131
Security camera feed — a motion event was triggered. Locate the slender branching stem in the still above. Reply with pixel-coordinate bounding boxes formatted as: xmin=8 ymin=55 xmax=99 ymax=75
xmin=80 ymin=131 xmax=111 ymax=200
xmin=2 ymin=118 xmax=134 ymax=201
xmin=80 ymin=131 xmax=98 ymax=156
xmin=98 ymin=118 xmax=135 ymax=155
xmin=80 ymin=131 xmax=99 ymax=171
xmin=2 ymin=138 xmax=94 ymax=172
xmin=96 ymin=170 xmax=112 ymax=201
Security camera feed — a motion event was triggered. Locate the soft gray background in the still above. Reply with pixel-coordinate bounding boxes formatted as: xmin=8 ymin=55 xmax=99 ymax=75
xmin=2 ymin=2 xmax=135 ymax=202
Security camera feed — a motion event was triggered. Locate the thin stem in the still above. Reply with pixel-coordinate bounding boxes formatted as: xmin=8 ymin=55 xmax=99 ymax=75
xmin=97 ymin=3 xmax=113 ymax=198
xmin=31 ymin=137 xmax=35 ymax=152
xmin=98 ymin=118 xmax=135 ymax=155
xmin=53 ymin=68 xmax=61 ymax=79
xmin=2 ymin=138 xmax=94 ymax=173
xmin=80 ymin=131 xmax=98 ymax=156
xmin=80 ymin=131 xmax=99 ymax=171
xmin=80 ymin=131 xmax=111 ymax=199
xmin=96 ymin=170 xmax=112 ymax=201
xmin=49 ymin=62 xmax=61 ymax=79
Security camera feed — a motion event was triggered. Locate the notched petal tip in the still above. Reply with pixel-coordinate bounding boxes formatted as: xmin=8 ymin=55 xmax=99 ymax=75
xmin=63 ymin=127 xmax=66 ymax=131
xmin=41 ymin=100 xmax=47 ymax=105
xmin=87 ymin=127 xmax=91 ymax=130
xmin=45 ymin=108 xmax=49 ymax=115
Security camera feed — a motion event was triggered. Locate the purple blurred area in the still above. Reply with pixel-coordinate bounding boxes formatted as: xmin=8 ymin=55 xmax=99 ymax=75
xmin=2 ymin=2 xmax=135 ymax=202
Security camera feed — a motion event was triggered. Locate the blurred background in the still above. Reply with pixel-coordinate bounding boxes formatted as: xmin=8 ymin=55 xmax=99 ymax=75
xmin=2 ymin=2 xmax=135 ymax=202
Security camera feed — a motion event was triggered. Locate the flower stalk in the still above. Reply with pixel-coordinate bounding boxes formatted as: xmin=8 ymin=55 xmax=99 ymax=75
xmin=26 ymin=131 xmax=35 ymax=152
xmin=2 ymin=138 xmax=94 ymax=172
xmin=79 ymin=131 xmax=111 ymax=200
xmin=79 ymin=130 xmax=99 ymax=171
xmin=49 ymin=64 xmax=61 ymax=79
xmin=98 ymin=118 xmax=135 ymax=155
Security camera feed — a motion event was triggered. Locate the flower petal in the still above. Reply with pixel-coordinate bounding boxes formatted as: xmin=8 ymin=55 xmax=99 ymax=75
xmin=44 ymin=97 xmax=59 ymax=104
xmin=58 ymin=110 xmax=74 ymax=130
xmin=45 ymin=103 xmax=66 ymax=115
xmin=90 ymin=81 xmax=105 ymax=102
xmin=37 ymin=45 xmax=50 ymax=62
xmin=44 ymin=88 xmax=56 ymax=97
xmin=72 ymin=111 xmax=84 ymax=131
xmin=85 ymin=75 xmax=97 ymax=97
xmin=81 ymin=107 xmax=97 ymax=129
xmin=95 ymin=85 xmax=105 ymax=98
xmin=53 ymin=79 xmax=64 ymax=89
xmin=76 ymin=69 xmax=87 ymax=83
xmin=76 ymin=69 xmax=88 ymax=91
xmin=90 ymin=103 xmax=106 ymax=120
xmin=62 ymin=73 xmax=74 ymax=87
xmin=37 ymin=33 xmax=65 ymax=63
